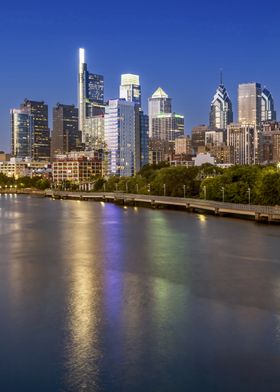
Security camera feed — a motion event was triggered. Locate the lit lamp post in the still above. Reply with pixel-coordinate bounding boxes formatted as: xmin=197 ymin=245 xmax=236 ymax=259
xmin=183 ymin=184 xmax=186 ymax=198
xmin=248 ymin=187 xmax=251 ymax=205
xmin=163 ymin=184 xmax=166 ymax=197
xmin=147 ymin=183 xmax=150 ymax=194
xmin=203 ymin=185 xmax=207 ymax=200
xmin=221 ymin=186 xmax=225 ymax=203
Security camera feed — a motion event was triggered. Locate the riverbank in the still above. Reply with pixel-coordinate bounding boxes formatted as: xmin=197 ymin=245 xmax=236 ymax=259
xmin=44 ymin=190 xmax=280 ymax=224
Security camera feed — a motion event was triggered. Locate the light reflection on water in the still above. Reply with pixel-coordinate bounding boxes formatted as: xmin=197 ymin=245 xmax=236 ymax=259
xmin=1 ymin=196 xmax=280 ymax=391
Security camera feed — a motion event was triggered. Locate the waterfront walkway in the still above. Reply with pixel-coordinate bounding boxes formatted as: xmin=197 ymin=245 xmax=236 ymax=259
xmin=45 ymin=190 xmax=280 ymax=223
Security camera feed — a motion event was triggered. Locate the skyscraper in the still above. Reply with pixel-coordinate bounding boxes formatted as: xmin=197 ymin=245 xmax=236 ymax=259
xmin=151 ymin=113 xmax=184 ymax=141
xmin=78 ymin=48 xmax=105 ymax=142
xmin=148 ymin=87 xmax=172 ymax=137
xmin=227 ymin=123 xmax=257 ymax=165
xmin=119 ymin=74 xmax=141 ymax=105
xmin=104 ymin=99 xmax=140 ymax=177
xmin=20 ymin=99 xmax=50 ymax=161
xmin=238 ymin=83 xmax=262 ymax=125
xmin=10 ymin=109 xmax=33 ymax=159
xmin=261 ymin=88 xmax=276 ymax=122
xmin=51 ymin=104 xmax=80 ymax=157
xmin=210 ymin=77 xmax=233 ymax=130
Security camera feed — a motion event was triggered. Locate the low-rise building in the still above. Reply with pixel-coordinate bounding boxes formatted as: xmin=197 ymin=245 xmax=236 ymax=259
xmin=52 ymin=155 xmax=102 ymax=184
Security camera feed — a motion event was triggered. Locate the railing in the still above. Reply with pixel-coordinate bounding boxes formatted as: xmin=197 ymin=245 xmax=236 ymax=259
xmin=45 ymin=190 xmax=280 ymax=216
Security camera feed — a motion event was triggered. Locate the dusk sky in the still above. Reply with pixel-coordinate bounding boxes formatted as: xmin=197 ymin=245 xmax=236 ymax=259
xmin=0 ymin=0 xmax=279 ymax=151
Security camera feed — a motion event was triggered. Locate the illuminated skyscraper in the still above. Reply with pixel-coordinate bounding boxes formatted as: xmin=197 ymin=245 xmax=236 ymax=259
xmin=20 ymin=99 xmax=50 ymax=160
xmin=104 ymin=99 xmax=140 ymax=177
xmin=210 ymin=76 xmax=233 ymax=130
xmin=119 ymin=74 xmax=141 ymax=105
xmin=261 ymin=88 xmax=276 ymax=122
xmin=148 ymin=87 xmax=172 ymax=137
xmin=10 ymin=109 xmax=33 ymax=159
xmin=238 ymin=83 xmax=262 ymax=125
xmin=78 ymin=48 xmax=105 ymax=142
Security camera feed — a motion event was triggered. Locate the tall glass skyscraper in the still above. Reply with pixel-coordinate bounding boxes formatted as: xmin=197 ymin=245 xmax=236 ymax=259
xmin=11 ymin=109 xmax=33 ymax=159
xmin=104 ymin=99 xmax=140 ymax=177
xmin=20 ymin=99 xmax=50 ymax=161
xmin=210 ymin=81 xmax=233 ymax=130
xmin=238 ymin=83 xmax=262 ymax=125
xmin=148 ymin=87 xmax=172 ymax=137
xmin=261 ymin=88 xmax=276 ymax=122
xmin=119 ymin=74 xmax=141 ymax=105
xmin=78 ymin=48 xmax=105 ymax=143
xmin=51 ymin=104 xmax=80 ymax=157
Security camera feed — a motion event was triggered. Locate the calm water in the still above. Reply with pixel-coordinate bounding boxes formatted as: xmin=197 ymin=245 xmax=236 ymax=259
xmin=1 ymin=195 xmax=280 ymax=391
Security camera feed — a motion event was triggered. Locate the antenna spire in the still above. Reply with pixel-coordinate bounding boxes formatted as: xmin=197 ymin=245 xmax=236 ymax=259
xmin=220 ymin=68 xmax=223 ymax=85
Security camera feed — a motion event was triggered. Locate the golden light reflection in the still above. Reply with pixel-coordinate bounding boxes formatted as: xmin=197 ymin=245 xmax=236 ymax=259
xmin=198 ymin=214 xmax=207 ymax=223
xmin=63 ymin=204 xmax=101 ymax=390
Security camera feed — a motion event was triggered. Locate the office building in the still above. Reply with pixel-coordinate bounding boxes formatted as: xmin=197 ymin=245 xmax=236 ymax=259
xmin=205 ymin=130 xmax=224 ymax=147
xmin=175 ymin=135 xmax=192 ymax=156
xmin=148 ymin=87 xmax=172 ymax=137
xmin=238 ymin=83 xmax=262 ymax=125
xmin=191 ymin=125 xmax=211 ymax=154
xmin=261 ymin=88 xmax=276 ymax=122
xmin=10 ymin=109 xmax=33 ymax=159
xmin=51 ymin=104 xmax=80 ymax=157
xmin=78 ymin=48 xmax=105 ymax=142
xmin=210 ymin=79 xmax=233 ymax=130
xmin=104 ymin=99 xmax=140 ymax=177
xmin=227 ymin=123 xmax=257 ymax=165
xmin=139 ymin=109 xmax=149 ymax=168
xmin=151 ymin=113 xmax=184 ymax=141
xmin=120 ymin=74 xmax=141 ymax=105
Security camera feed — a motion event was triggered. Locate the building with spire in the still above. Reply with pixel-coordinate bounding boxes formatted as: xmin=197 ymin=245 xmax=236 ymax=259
xmin=261 ymin=88 xmax=276 ymax=122
xmin=209 ymin=73 xmax=233 ymax=130
xmin=78 ymin=48 xmax=105 ymax=144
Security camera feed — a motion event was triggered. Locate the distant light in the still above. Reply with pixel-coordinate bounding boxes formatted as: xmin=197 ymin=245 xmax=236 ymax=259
xmin=198 ymin=214 xmax=207 ymax=223
xmin=79 ymin=48 xmax=85 ymax=64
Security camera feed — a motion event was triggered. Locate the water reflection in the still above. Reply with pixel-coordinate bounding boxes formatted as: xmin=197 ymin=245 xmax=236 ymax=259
xmin=62 ymin=204 xmax=102 ymax=391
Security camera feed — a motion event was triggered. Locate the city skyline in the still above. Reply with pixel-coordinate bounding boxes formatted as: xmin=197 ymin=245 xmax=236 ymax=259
xmin=1 ymin=0 xmax=280 ymax=151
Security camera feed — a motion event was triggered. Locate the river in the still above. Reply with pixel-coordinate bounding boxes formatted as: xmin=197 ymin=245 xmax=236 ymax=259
xmin=1 ymin=194 xmax=280 ymax=391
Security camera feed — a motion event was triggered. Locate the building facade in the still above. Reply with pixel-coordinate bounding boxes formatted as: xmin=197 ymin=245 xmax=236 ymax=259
xmin=52 ymin=155 xmax=102 ymax=184
xmin=261 ymin=88 xmax=276 ymax=122
xmin=210 ymin=83 xmax=233 ymax=130
xmin=20 ymin=99 xmax=50 ymax=160
xmin=104 ymin=99 xmax=140 ymax=177
xmin=11 ymin=109 xmax=33 ymax=159
xmin=78 ymin=48 xmax=105 ymax=142
xmin=51 ymin=104 xmax=80 ymax=157
xmin=119 ymin=74 xmax=141 ymax=105
xmin=148 ymin=87 xmax=172 ymax=137
xmin=238 ymin=83 xmax=262 ymax=126
xmin=227 ymin=123 xmax=256 ymax=165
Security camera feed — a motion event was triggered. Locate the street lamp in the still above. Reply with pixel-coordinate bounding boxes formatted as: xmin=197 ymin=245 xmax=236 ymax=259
xmin=183 ymin=184 xmax=186 ymax=198
xmin=221 ymin=186 xmax=225 ymax=203
xmin=136 ymin=183 xmax=139 ymax=193
xmin=163 ymin=183 xmax=166 ymax=197
xmin=115 ymin=183 xmax=118 ymax=192
xmin=248 ymin=187 xmax=251 ymax=205
xmin=203 ymin=185 xmax=207 ymax=200
xmin=126 ymin=182 xmax=128 ymax=193
xmin=147 ymin=183 xmax=150 ymax=193
xmin=103 ymin=182 xmax=106 ymax=192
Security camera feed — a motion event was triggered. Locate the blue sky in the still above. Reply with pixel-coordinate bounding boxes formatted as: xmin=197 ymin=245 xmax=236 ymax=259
xmin=0 ymin=0 xmax=280 ymax=151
